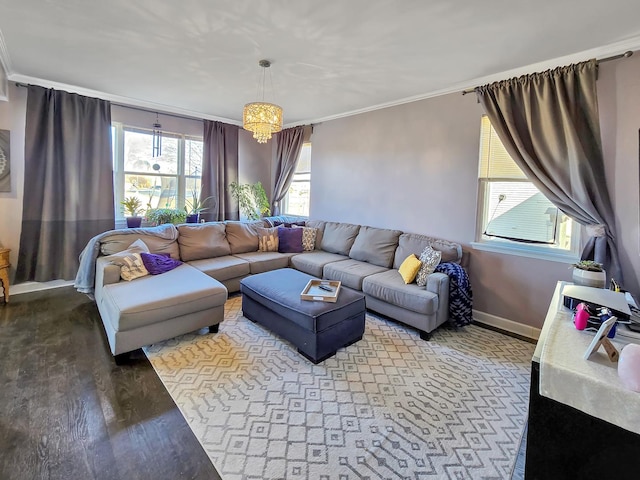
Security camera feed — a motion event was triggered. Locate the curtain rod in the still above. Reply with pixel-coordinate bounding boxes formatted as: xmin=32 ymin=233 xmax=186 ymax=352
xmin=461 ymin=50 xmax=634 ymax=96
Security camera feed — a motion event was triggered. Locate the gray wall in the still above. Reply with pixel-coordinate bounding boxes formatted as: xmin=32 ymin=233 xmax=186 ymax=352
xmin=311 ymin=56 xmax=640 ymax=329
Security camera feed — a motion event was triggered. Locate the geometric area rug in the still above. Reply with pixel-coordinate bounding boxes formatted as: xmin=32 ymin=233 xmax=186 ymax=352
xmin=144 ymin=296 xmax=535 ymax=480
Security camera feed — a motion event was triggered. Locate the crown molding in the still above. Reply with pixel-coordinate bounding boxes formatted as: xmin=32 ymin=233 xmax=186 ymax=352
xmin=8 ymin=73 xmax=243 ymax=125
xmin=286 ymin=36 xmax=640 ymax=128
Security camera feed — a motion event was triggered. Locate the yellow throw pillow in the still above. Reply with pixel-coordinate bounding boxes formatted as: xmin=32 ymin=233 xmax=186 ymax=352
xmin=398 ymin=254 xmax=422 ymax=284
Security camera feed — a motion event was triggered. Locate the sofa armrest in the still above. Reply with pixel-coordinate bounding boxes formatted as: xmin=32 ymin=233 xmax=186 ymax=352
xmin=96 ymin=257 xmax=121 ymax=288
xmin=426 ymin=272 xmax=449 ymax=326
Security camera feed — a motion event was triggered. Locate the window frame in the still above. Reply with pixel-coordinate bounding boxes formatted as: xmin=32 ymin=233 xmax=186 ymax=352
xmin=473 ymin=117 xmax=580 ymax=263
xmin=282 ymin=142 xmax=312 ymax=217
xmin=112 ymin=122 xmax=204 ymax=227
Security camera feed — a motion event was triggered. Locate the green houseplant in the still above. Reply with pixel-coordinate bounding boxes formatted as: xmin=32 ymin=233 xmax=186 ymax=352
xmin=571 ymin=260 xmax=606 ymax=288
xmin=184 ymin=193 xmax=215 ymax=223
xmin=121 ymin=196 xmax=144 ymax=228
xmin=145 ymin=208 xmax=187 ymax=226
xmin=229 ymin=181 xmax=271 ymax=220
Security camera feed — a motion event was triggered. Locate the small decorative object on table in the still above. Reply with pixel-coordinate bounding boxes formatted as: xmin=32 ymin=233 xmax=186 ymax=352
xmin=300 ymin=279 xmax=341 ymax=303
xmin=571 ymin=260 xmax=606 ymax=288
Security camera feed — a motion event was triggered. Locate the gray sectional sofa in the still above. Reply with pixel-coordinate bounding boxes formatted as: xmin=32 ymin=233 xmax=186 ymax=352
xmin=82 ymin=217 xmax=464 ymax=361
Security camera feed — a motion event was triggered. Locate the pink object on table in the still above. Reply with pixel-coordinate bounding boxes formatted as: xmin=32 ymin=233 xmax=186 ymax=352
xmin=618 ymin=344 xmax=640 ymax=392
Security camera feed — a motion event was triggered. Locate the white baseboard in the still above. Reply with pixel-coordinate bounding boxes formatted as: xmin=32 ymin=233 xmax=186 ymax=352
xmin=10 ymin=280 xmax=75 ymax=296
xmin=473 ymin=309 xmax=541 ymax=341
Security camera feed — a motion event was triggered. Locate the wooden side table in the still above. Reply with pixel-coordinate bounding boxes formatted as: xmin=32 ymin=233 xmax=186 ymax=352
xmin=0 ymin=248 xmax=10 ymax=304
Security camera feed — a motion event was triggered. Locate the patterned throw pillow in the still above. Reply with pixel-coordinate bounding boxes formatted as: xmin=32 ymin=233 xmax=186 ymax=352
xmin=294 ymin=225 xmax=317 ymax=251
xmin=111 ymin=252 xmax=149 ymax=281
xmin=398 ymin=254 xmax=422 ymax=284
xmin=416 ymin=245 xmax=442 ymax=287
xmin=256 ymin=227 xmax=279 ymax=252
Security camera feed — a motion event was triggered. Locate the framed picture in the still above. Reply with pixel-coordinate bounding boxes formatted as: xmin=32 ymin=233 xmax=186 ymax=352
xmin=0 ymin=129 xmax=9 ymax=192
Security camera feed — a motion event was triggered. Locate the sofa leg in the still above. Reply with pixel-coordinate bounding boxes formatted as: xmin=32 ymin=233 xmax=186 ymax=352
xmin=419 ymin=330 xmax=431 ymax=341
xmin=114 ymin=352 xmax=130 ymax=365
xmin=209 ymin=323 xmax=220 ymax=334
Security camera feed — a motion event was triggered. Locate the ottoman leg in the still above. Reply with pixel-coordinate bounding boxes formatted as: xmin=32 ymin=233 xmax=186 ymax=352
xmin=209 ymin=323 xmax=220 ymax=334
xmin=420 ymin=330 xmax=432 ymax=341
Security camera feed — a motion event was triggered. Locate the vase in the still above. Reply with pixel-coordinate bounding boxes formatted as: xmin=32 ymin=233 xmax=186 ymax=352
xmin=126 ymin=216 xmax=142 ymax=228
xmin=186 ymin=213 xmax=200 ymax=223
xmin=572 ymin=268 xmax=606 ymax=288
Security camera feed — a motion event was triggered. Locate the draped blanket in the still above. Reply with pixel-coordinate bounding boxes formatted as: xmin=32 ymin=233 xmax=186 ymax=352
xmin=73 ymin=224 xmax=179 ymax=294
xmin=434 ymin=262 xmax=473 ymax=327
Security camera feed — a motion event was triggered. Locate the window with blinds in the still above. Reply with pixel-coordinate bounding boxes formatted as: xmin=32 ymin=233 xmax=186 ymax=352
xmin=478 ymin=116 xmax=574 ymax=249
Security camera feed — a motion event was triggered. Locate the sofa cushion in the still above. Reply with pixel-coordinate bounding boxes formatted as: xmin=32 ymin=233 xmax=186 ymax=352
xmin=233 ymin=251 xmax=293 ymax=274
xmin=177 ymin=223 xmax=231 ymax=261
xmin=323 ymin=259 xmax=388 ymax=291
xmin=256 ymin=227 xmax=279 ymax=252
xmin=393 ymin=233 xmax=462 ymax=269
xmin=225 ymin=221 xmax=260 ymax=254
xmin=188 ymin=255 xmax=251 ymax=281
xmin=278 ymin=227 xmax=304 ymax=253
xmin=362 ymin=269 xmax=438 ymax=315
xmin=349 ymin=226 xmax=402 ymax=268
xmin=398 ymin=254 xmax=421 ymax=284
xmin=101 ymin=264 xmax=227 ymax=332
xmin=321 ymin=222 xmax=360 ymax=255
xmin=290 ymin=251 xmax=348 ymax=278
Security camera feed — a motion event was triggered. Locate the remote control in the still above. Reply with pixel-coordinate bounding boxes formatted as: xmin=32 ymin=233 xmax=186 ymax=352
xmin=318 ymin=285 xmax=333 ymax=292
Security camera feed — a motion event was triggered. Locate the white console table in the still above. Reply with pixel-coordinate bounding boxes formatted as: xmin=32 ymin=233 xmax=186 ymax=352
xmin=525 ymin=281 xmax=640 ymax=480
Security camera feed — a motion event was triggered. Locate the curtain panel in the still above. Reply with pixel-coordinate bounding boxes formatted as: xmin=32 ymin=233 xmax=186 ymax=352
xmin=476 ymin=60 xmax=622 ymax=282
xmin=271 ymin=126 xmax=308 ymax=215
xmin=15 ymin=86 xmax=114 ymax=283
xmin=201 ymin=120 xmax=239 ymax=222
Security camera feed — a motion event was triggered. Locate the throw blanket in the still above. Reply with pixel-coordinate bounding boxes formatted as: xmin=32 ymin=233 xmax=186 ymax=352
xmin=434 ymin=262 xmax=473 ymax=328
xmin=74 ymin=224 xmax=179 ymax=294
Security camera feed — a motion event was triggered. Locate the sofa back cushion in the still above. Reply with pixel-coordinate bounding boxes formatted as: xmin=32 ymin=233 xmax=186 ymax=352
xmin=177 ymin=223 xmax=230 ymax=261
xmin=225 ymin=221 xmax=261 ymax=254
xmin=393 ymin=233 xmax=462 ymax=269
xmin=100 ymin=232 xmax=180 ymax=259
xmin=349 ymin=226 xmax=402 ymax=268
xmin=306 ymin=220 xmax=326 ymax=250
xmin=320 ymin=222 xmax=360 ymax=256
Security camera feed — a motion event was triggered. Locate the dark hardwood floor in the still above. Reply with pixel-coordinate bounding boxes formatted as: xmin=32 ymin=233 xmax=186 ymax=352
xmin=0 ymin=286 xmax=221 ymax=480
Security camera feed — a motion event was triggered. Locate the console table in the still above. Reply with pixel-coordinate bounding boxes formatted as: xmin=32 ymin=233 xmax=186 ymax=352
xmin=0 ymin=248 xmax=10 ymax=303
xmin=525 ymin=282 xmax=639 ymax=479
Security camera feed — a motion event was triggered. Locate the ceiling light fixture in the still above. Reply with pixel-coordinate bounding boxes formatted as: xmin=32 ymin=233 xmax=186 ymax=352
xmin=152 ymin=113 xmax=162 ymax=157
xmin=243 ymin=59 xmax=283 ymax=144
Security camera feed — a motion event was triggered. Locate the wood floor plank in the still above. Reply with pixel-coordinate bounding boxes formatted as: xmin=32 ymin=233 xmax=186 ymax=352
xmin=0 ymin=287 xmax=221 ymax=480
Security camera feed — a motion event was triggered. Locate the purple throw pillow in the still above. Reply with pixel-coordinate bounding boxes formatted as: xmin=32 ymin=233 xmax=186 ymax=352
xmin=278 ymin=227 xmax=304 ymax=253
xmin=140 ymin=252 xmax=183 ymax=275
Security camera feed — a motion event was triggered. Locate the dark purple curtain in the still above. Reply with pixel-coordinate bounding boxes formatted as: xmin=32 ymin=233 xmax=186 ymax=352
xmin=201 ymin=120 xmax=239 ymax=221
xmin=15 ymin=86 xmax=114 ymax=282
xmin=271 ymin=126 xmax=306 ymax=215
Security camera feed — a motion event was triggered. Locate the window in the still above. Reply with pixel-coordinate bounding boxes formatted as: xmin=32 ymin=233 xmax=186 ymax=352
xmin=112 ymin=123 xmax=203 ymax=222
xmin=282 ymin=143 xmax=311 ymax=216
xmin=476 ymin=116 xmax=578 ymax=259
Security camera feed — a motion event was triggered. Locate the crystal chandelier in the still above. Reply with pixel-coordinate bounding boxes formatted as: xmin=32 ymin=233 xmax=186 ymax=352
xmin=243 ymin=60 xmax=283 ymax=143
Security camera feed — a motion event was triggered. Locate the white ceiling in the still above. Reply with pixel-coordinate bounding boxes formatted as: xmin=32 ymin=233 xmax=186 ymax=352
xmin=1 ymin=0 xmax=640 ymax=127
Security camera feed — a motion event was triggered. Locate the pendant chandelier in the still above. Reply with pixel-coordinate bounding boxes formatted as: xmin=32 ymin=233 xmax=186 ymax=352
xmin=243 ymin=59 xmax=283 ymax=143
xmin=152 ymin=113 xmax=162 ymax=157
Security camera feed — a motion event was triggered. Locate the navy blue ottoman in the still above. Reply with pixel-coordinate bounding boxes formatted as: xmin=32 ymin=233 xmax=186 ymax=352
xmin=240 ymin=268 xmax=366 ymax=363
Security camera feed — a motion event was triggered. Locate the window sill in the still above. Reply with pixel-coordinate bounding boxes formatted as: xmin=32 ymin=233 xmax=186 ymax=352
xmin=471 ymin=241 xmax=579 ymax=264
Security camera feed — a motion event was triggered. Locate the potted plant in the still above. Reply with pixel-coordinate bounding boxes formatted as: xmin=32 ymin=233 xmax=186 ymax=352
xmin=571 ymin=260 xmax=606 ymax=288
xmin=121 ymin=196 xmax=144 ymax=228
xmin=184 ymin=193 xmax=215 ymax=223
xmin=229 ymin=181 xmax=271 ymax=220
xmin=145 ymin=208 xmax=186 ymax=226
